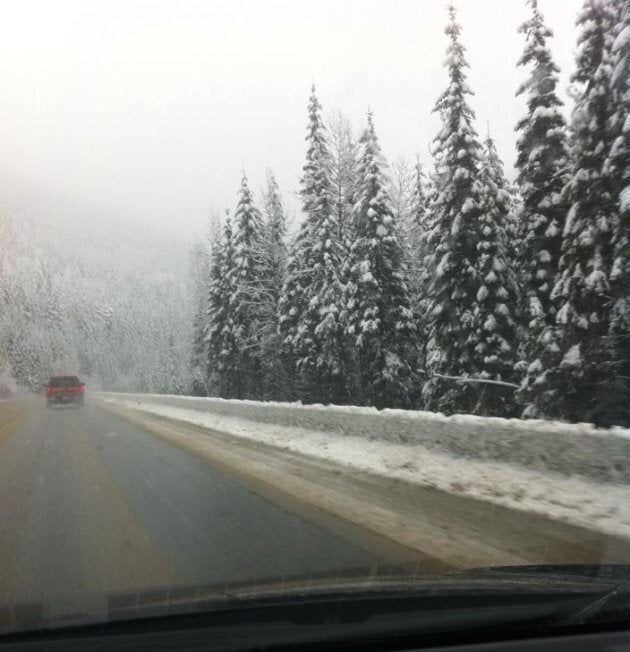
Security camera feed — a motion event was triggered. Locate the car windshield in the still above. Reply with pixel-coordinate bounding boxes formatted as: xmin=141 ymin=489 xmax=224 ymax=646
xmin=0 ymin=0 xmax=629 ymax=644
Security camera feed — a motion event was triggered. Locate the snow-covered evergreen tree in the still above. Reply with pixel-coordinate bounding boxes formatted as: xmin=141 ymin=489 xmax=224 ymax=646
xmin=278 ymin=86 xmax=348 ymax=403
xmin=390 ymin=158 xmax=414 ymax=229
xmin=422 ymin=5 xmax=490 ymax=414
xmin=608 ymin=0 xmax=630 ymax=251
xmin=229 ymin=173 xmax=266 ymax=398
xmin=611 ymin=2 xmax=630 ymax=229
xmin=328 ymin=110 xmax=358 ymax=249
xmin=411 ymin=159 xmax=437 ymax=385
xmin=543 ymin=0 xmax=628 ymax=424
xmin=257 ymin=172 xmax=290 ymax=398
xmin=515 ymin=0 xmax=570 ymax=327
xmin=189 ymin=238 xmax=211 ymax=395
xmin=484 ymin=137 xmax=520 ymax=272
xmin=277 ymin=233 xmax=313 ymax=401
xmin=345 ymin=112 xmax=416 ymax=408
xmin=206 ymin=213 xmax=238 ymax=397
xmin=391 ymin=155 xmax=431 ymax=386
xmin=606 ymin=0 xmax=630 ymax=425
xmin=514 ymin=0 xmax=572 ymax=416
xmin=411 ymin=156 xmax=429 ymax=231
xmin=261 ymin=172 xmax=287 ymax=305
xmin=474 ymin=135 xmax=521 ymax=414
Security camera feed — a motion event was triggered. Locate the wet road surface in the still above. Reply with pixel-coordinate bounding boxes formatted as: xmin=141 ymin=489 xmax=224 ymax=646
xmin=0 ymin=400 xmax=389 ymax=607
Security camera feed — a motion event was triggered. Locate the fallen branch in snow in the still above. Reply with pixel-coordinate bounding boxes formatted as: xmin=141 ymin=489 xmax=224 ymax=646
xmin=432 ymin=373 xmax=520 ymax=390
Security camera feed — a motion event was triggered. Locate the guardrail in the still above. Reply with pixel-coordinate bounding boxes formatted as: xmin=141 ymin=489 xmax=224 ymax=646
xmin=96 ymin=392 xmax=630 ymax=484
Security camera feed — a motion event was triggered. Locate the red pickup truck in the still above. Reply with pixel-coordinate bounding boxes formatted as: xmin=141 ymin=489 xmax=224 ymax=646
xmin=45 ymin=376 xmax=85 ymax=408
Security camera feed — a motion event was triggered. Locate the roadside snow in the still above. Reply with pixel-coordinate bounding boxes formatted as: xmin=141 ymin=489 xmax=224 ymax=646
xmin=96 ymin=393 xmax=630 ymax=483
xmin=100 ymin=397 xmax=630 ymax=540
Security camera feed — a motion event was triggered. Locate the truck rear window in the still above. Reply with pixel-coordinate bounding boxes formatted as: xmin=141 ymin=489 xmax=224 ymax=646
xmin=49 ymin=377 xmax=80 ymax=387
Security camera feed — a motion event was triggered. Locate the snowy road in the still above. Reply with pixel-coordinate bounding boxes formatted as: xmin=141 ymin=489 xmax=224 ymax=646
xmin=2 ymin=398 xmax=629 ymax=613
xmin=0 ymin=399 xmax=399 ymax=608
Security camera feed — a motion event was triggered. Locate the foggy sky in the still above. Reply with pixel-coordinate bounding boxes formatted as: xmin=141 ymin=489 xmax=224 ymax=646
xmin=0 ymin=0 xmax=582 ymax=237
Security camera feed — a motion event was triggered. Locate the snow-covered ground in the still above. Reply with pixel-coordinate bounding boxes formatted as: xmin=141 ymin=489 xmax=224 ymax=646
xmin=99 ymin=395 xmax=630 ymax=540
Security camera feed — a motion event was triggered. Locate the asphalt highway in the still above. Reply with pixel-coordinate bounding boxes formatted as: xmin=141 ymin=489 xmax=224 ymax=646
xmin=0 ymin=400 xmax=390 ymax=608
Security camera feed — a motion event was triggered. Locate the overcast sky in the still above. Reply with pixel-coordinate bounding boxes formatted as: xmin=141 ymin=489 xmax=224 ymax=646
xmin=0 ymin=0 xmax=583 ymax=237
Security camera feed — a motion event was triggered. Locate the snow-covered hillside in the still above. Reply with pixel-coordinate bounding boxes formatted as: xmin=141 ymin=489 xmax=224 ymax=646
xmin=0 ymin=187 xmax=192 ymax=393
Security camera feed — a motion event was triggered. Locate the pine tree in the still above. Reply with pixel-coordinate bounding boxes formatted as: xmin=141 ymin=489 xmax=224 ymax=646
xmin=515 ymin=0 xmax=570 ymax=326
xmin=278 ymin=86 xmax=347 ymax=403
xmin=422 ymin=5 xmax=489 ymax=414
xmin=395 ymin=156 xmax=430 ymax=279
xmin=529 ymin=0 xmax=615 ymax=421
xmin=345 ymin=112 xmax=416 ymax=408
xmin=390 ymin=158 xmax=414 ymax=229
xmin=411 ymin=156 xmax=429 ymax=230
xmin=189 ymin=239 xmax=210 ymax=395
xmin=609 ymin=0 xmax=630 ymax=263
xmin=206 ymin=213 xmax=238 ymax=397
xmin=504 ymin=158 xmax=528 ymax=374
xmin=229 ymin=173 xmax=265 ymax=398
xmin=328 ymin=110 xmax=358 ymax=249
xmin=514 ymin=0 xmax=572 ymax=416
xmin=606 ymin=0 xmax=630 ymax=425
xmin=485 ymin=137 xmax=521 ymax=273
xmin=473 ymin=135 xmax=521 ymax=415
xmin=261 ymin=172 xmax=287 ymax=305
xmin=411 ymin=160 xmax=436 ymax=391
xmin=545 ymin=0 xmax=629 ymax=424
xmin=278 ymin=230 xmax=313 ymax=400
xmin=612 ymin=2 xmax=630 ymax=226
xmin=258 ymin=172 xmax=290 ymax=399
xmin=392 ymin=155 xmax=430 ymax=392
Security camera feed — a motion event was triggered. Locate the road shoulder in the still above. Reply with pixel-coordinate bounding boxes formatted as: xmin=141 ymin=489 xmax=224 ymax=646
xmin=0 ymin=399 xmax=35 ymax=447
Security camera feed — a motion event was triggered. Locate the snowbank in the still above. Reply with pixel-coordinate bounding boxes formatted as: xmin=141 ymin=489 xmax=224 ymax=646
xmin=97 ymin=393 xmax=630 ymax=485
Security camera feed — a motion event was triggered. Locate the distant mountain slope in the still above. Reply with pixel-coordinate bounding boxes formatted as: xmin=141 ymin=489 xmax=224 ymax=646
xmin=0 ymin=178 xmax=193 ymax=393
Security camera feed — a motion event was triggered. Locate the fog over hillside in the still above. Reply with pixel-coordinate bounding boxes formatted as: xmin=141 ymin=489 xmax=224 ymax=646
xmin=0 ymin=175 xmax=192 ymax=394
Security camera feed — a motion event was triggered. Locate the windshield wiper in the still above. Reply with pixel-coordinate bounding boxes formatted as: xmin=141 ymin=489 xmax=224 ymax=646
xmin=557 ymin=586 xmax=621 ymax=627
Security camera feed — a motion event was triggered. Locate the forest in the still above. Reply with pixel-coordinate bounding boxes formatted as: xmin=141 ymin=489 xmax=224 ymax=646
xmin=191 ymin=0 xmax=630 ymax=425
xmin=0 ymin=204 xmax=192 ymax=397
xmin=1 ymin=0 xmax=628 ymax=426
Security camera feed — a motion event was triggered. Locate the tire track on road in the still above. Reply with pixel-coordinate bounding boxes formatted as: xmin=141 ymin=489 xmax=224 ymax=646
xmin=63 ymin=407 xmax=179 ymax=594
